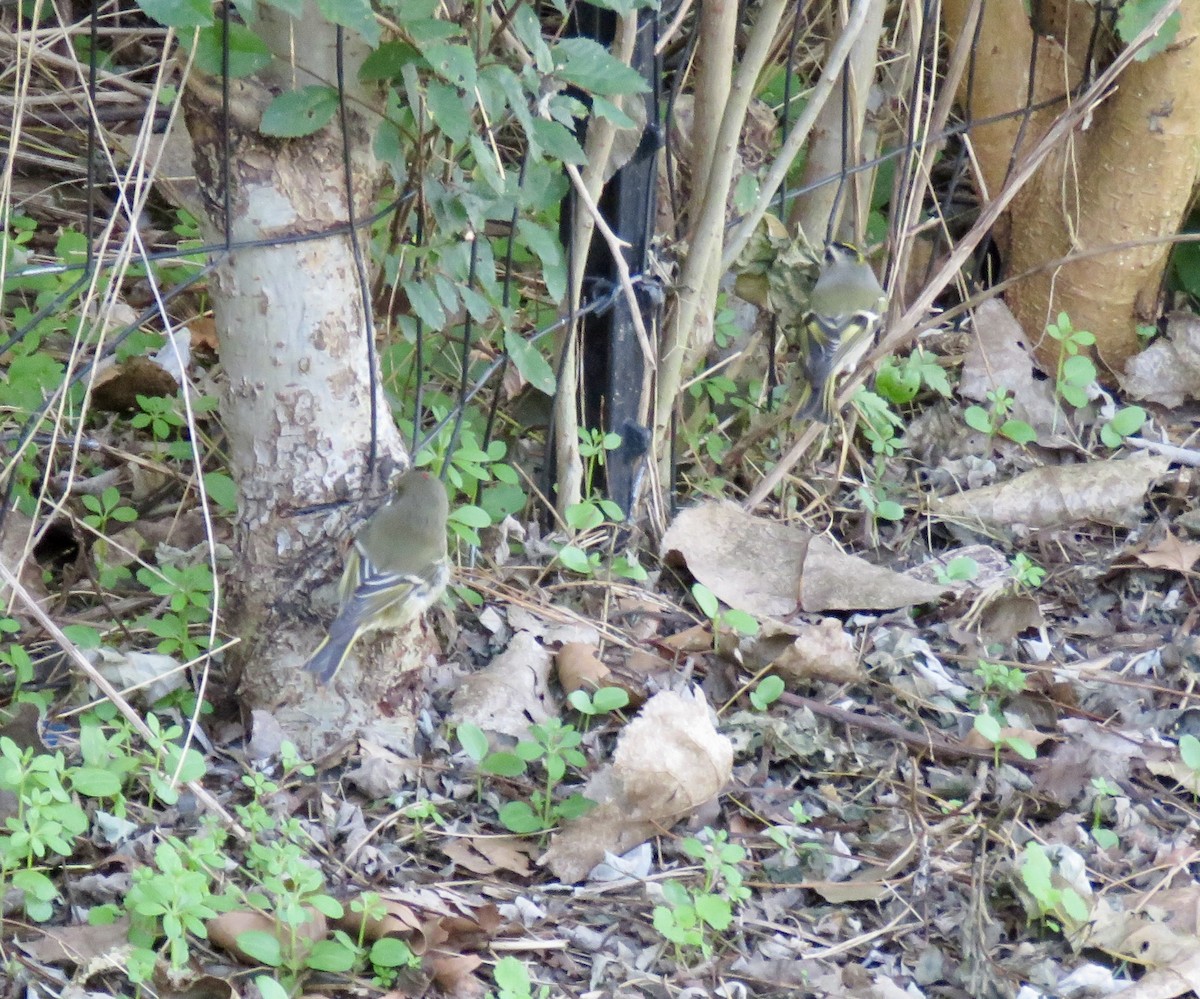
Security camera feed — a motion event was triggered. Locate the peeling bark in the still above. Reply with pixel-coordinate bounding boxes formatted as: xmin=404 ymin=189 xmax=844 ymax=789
xmin=181 ymin=11 xmax=424 ymax=753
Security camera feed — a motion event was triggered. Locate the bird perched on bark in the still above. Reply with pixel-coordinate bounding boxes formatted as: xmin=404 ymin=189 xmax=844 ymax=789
xmin=303 ymin=468 xmax=450 ymax=683
xmin=794 ymin=242 xmax=888 ymax=423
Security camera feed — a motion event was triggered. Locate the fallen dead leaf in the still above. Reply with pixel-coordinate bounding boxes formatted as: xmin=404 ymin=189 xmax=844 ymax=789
xmin=441 ymin=835 xmax=536 ymax=877
xmin=555 ymin=642 xmax=610 ymax=695
xmin=1122 ymin=310 xmax=1200 ymax=407
xmin=662 ymin=501 xmax=947 ymax=617
xmin=929 ymin=453 xmax=1171 ymax=531
xmin=449 ymin=630 xmax=556 ymax=738
xmin=748 ymin=618 xmax=862 ymax=685
xmin=1136 ymin=533 xmax=1200 ymax=574
xmin=541 ymin=687 xmax=733 ymax=882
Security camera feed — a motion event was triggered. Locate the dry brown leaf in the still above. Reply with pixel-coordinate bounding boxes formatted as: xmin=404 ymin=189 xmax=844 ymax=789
xmin=208 ymin=908 xmax=326 ymax=964
xmin=959 ymin=298 xmax=1060 ymax=433
xmin=441 ymin=836 xmax=535 ymax=877
xmin=1122 ymin=311 xmax=1200 ymax=407
xmin=662 ymin=501 xmax=947 ymax=617
xmin=541 ymin=687 xmax=733 ymax=882
xmin=428 ymin=952 xmax=486 ymax=997
xmin=17 ymin=917 xmax=132 ymax=965
xmin=929 ymin=453 xmax=1170 ymax=531
xmin=752 ymin=618 xmax=862 ymax=685
xmin=555 ymin=642 xmax=610 ymax=694
xmin=1137 ymin=533 xmax=1200 ymax=574
xmin=800 ymin=538 xmax=948 ymax=613
xmin=449 ymin=630 xmax=556 ymax=738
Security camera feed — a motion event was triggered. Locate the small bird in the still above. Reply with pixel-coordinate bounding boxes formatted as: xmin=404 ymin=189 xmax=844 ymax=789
xmin=303 ymin=468 xmax=450 ymax=683
xmin=795 ymin=242 xmax=888 ymax=424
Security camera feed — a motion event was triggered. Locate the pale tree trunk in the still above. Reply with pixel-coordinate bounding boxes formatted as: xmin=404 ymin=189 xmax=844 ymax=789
xmin=181 ymin=8 xmax=423 ymax=754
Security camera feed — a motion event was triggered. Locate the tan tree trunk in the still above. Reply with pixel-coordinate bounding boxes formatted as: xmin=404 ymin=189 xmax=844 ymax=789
xmin=943 ymin=0 xmax=1200 ymax=375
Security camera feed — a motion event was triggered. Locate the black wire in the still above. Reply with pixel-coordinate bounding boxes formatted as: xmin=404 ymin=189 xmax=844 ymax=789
xmin=482 ymin=147 xmax=532 ymax=449
xmin=440 ymin=235 xmax=480 ymax=483
xmin=335 ymin=27 xmax=380 ymax=479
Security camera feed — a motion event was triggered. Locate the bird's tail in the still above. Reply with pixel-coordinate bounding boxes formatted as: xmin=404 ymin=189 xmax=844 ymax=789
xmin=302 ymin=609 xmax=364 ymax=683
xmin=794 ymin=384 xmax=833 ymax=425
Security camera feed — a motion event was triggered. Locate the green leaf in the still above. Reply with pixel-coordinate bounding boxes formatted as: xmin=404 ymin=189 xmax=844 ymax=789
xmin=1107 ymin=405 xmax=1146 ymax=437
xmin=236 ymin=930 xmax=283 ymax=966
xmin=694 ymin=893 xmax=733 ymax=930
xmin=71 ymin=767 xmax=123 ymax=797
xmin=314 ymin=0 xmax=379 ymax=46
xmin=973 ymin=713 xmax=1001 ymax=743
xmin=517 ymin=220 xmax=566 ymax=304
xmin=691 ymin=582 xmax=719 ymax=620
xmin=565 ymin=502 xmax=603 ymax=532
xmin=185 ymin=23 xmax=271 ymax=78
xmin=963 ymin=405 xmax=992 ymax=434
xmin=498 ymin=800 xmax=545 ymax=834
xmin=1180 ymin=734 xmax=1200 ymax=771
xmin=552 ymin=37 xmax=648 ymax=96
xmin=306 ymin=938 xmax=356 ymax=973
xmin=370 ymin=936 xmax=416 ymax=968
xmin=999 ymin=419 xmax=1037 ymax=445
xmin=591 ymin=686 xmax=629 ymax=712
xmin=449 ymin=504 xmax=492 ymax=529
xmin=479 ymin=752 xmax=525 ymax=777
xmin=457 ymin=722 xmax=490 ymax=761
xmin=426 ymin=79 xmax=472 ymax=144
xmin=254 ymin=976 xmax=290 ymax=999
xmin=874 ymin=500 xmax=905 ymax=522
xmin=402 ymin=279 xmax=446 ymax=329
xmin=556 ymin=545 xmax=593 ymax=575
xmin=421 ymin=42 xmax=477 ymax=88
xmin=750 ymin=675 xmax=784 ymax=710
xmin=203 ymin=472 xmax=238 ymax=512
xmin=359 ymin=40 xmax=420 ymax=81
xmin=135 ymin=0 xmax=212 ymax=28
xmin=1116 ymin=0 xmax=1180 ymax=61
xmin=260 ymin=86 xmax=340 ymax=138
xmin=529 ymin=118 xmax=587 ymax=165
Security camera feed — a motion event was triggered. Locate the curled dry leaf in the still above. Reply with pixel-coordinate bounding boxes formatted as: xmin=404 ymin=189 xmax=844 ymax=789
xmin=662 ymin=501 xmax=947 ymax=617
xmin=208 ymin=908 xmax=326 ymax=964
xmin=441 ymin=835 xmax=536 ymax=877
xmin=959 ymin=298 xmax=1059 ymax=434
xmin=929 ymin=453 xmax=1170 ymax=532
xmin=748 ymin=618 xmax=862 ymax=685
xmin=556 ymin=642 xmax=611 ymax=695
xmin=449 ymin=630 xmax=556 ymax=738
xmin=1121 ymin=311 xmax=1200 ymax=407
xmin=541 ymin=687 xmax=733 ymax=882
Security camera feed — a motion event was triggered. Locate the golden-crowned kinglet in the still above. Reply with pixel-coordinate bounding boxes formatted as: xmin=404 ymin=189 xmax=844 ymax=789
xmin=795 ymin=242 xmax=887 ymax=423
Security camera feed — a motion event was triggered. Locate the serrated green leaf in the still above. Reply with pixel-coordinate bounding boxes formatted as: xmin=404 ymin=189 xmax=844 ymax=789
xmin=517 ymin=220 xmax=565 ymax=303
xmin=260 ymin=86 xmax=340 ymax=138
xmin=314 ymin=0 xmax=379 ymax=46
xmin=185 ymin=23 xmax=271 ymax=78
xmin=529 ymin=117 xmax=586 ymax=164
xmin=552 ymin=37 xmax=648 ymax=96
xmin=135 ymin=0 xmax=212 ymax=28
xmin=503 ymin=328 xmax=556 ymax=395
